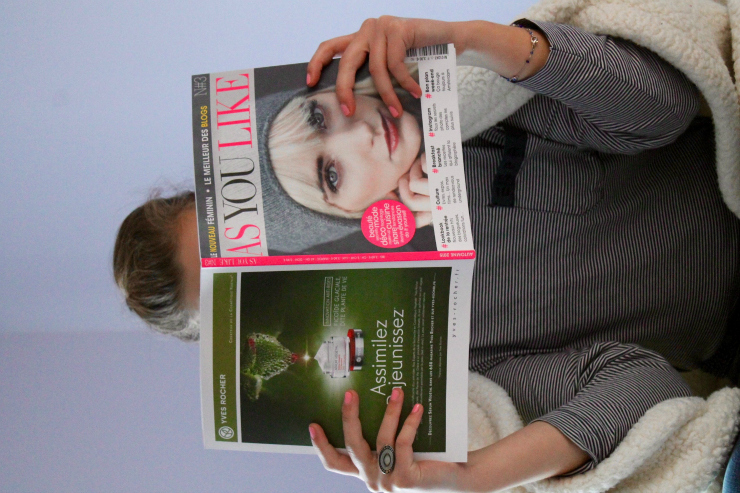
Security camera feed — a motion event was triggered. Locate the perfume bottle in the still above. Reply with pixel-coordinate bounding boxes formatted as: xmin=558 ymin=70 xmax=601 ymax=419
xmin=314 ymin=329 xmax=364 ymax=378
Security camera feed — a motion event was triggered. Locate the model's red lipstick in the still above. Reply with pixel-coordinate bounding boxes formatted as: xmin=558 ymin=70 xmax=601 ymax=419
xmin=380 ymin=110 xmax=399 ymax=157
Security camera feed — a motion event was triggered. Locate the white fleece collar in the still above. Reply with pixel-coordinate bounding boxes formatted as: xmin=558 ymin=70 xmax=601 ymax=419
xmin=457 ymin=0 xmax=740 ymax=217
xmin=468 ymin=372 xmax=740 ymax=492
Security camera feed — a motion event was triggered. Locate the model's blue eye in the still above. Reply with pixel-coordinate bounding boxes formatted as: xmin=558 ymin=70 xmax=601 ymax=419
xmin=307 ymin=100 xmax=326 ymax=130
xmin=325 ymin=162 xmax=338 ymax=193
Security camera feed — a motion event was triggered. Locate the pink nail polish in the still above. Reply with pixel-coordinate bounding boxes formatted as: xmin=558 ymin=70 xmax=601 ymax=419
xmin=412 ymin=91 xmax=421 ymax=99
xmin=344 ymin=391 xmax=352 ymax=404
xmin=306 ymin=73 xmax=311 ymax=85
xmin=341 ymin=104 xmax=350 ymax=116
xmin=389 ymin=106 xmax=400 ymax=118
xmin=309 ymin=425 xmax=316 ymax=440
xmin=413 ymin=403 xmax=422 ymax=413
xmin=391 ymin=387 xmax=400 ymax=401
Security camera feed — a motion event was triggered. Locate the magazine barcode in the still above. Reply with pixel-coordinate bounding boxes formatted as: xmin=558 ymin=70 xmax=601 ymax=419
xmin=406 ymin=44 xmax=449 ymax=57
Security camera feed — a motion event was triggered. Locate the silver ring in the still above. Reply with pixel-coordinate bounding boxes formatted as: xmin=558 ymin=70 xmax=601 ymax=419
xmin=378 ymin=445 xmax=395 ymax=474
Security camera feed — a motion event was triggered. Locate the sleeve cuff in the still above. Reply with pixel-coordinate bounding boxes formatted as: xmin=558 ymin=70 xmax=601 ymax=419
xmin=508 ymin=19 xmax=601 ymax=94
xmin=532 ymin=412 xmax=600 ymax=476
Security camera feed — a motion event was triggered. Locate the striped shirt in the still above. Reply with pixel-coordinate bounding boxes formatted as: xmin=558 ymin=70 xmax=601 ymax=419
xmin=465 ymin=21 xmax=740 ymax=472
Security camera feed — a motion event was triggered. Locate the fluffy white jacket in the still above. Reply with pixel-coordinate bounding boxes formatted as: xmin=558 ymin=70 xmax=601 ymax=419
xmin=457 ymin=0 xmax=740 ymax=217
xmin=460 ymin=0 xmax=740 ymax=490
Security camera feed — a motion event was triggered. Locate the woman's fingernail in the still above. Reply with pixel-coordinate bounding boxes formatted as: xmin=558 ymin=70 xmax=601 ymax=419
xmin=344 ymin=391 xmax=352 ymax=404
xmin=341 ymin=103 xmax=350 ymax=116
xmin=306 ymin=73 xmax=312 ymax=85
xmin=412 ymin=91 xmax=421 ymax=99
xmin=413 ymin=403 xmax=422 ymax=413
xmin=389 ymin=106 xmax=400 ymax=118
xmin=309 ymin=425 xmax=316 ymax=440
xmin=391 ymin=387 xmax=401 ymax=401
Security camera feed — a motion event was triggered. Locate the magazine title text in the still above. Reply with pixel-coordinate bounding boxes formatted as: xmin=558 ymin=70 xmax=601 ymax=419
xmin=214 ymin=73 xmax=265 ymax=256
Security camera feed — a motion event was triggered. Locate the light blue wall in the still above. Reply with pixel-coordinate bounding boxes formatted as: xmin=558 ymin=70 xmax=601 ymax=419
xmin=0 ymin=0 xmax=535 ymax=335
xmin=0 ymin=1 xmax=536 ymax=491
xmin=0 ymin=331 xmax=355 ymax=493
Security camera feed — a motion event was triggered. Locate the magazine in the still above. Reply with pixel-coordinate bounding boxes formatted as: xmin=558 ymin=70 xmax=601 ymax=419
xmin=192 ymin=44 xmax=474 ymax=461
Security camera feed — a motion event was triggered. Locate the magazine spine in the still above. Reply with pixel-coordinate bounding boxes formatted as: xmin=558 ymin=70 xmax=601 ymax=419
xmin=192 ymin=74 xmax=220 ymax=259
xmin=201 ymin=250 xmax=475 ymax=267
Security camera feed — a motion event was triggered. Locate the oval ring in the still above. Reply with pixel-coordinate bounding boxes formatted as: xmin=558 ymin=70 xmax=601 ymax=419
xmin=378 ymin=445 xmax=395 ymax=474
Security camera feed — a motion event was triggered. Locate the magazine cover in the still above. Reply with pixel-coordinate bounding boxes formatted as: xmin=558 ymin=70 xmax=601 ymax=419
xmin=199 ymin=261 xmax=472 ymax=461
xmin=192 ymin=45 xmax=474 ymax=266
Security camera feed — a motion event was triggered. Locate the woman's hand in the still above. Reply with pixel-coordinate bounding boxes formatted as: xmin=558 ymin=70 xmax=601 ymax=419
xmin=307 ymin=16 xmax=551 ymax=117
xmin=397 ymin=153 xmax=432 ymax=228
xmin=309 ymin=388 xmax=461 ymax=492
xmin=307 ymin=16 xmax=458 ymax=117
xmin=309 ymin=388 xmax=590 ymax=492
xmin=397 ymin=152 xmax=429 ymax=212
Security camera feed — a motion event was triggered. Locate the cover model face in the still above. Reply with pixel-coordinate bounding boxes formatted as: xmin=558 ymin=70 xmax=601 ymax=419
xmin=273 ymin=92 xmax=422 ymax=215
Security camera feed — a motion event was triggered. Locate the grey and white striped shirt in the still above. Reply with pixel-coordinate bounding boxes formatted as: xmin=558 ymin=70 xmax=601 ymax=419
xmin=466 ymin=21 xmax=740 ymax=472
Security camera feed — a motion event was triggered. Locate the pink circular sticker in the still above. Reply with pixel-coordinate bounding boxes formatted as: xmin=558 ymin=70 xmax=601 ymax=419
xmin=361 ymin=200 xmax=416 ymax=248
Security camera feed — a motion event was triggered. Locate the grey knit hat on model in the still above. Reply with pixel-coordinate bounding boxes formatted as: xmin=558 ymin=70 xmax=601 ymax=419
xmin=255 ymin=76 xmax=362 ymax=254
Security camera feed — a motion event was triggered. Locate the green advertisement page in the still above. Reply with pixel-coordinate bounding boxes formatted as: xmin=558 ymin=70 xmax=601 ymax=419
xmin=233 ymin=267 xmax=451 ymax=452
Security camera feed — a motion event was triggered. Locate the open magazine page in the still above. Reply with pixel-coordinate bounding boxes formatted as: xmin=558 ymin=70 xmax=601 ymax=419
xmin=199 ymin=259 xmax=472 ymax=461
xmin=192 ymin=44 xmax=474 ymax=267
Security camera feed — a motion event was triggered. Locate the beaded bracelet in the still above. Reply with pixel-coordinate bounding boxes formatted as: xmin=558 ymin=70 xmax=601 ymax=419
xmin=503 ymin=25 xmax=539 ymax=83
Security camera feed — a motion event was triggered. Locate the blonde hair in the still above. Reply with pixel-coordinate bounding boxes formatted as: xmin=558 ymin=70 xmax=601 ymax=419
xmin=268 ymin=94 xmax=354 ymax=217
xmin=268 ymin=68 xmax=419 ymax=219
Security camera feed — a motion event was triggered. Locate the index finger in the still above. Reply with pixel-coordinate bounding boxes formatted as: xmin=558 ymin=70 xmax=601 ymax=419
xmin=334 ymin=41 xmax=371 ymax=115
xmin=307 ymin=34 xmax=355 ymax=87
xmin=397 ymin=176 xmax=430 ymax=211
xmin=309 ymin=423 xmax=359 ymax=477
xmin=341 ymin=390 xmax=374 ymax=467
xmin=368 ymin=34 xmax=403 ymax=117
xmin=406 ymin=156 xmax=429 ymax=196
